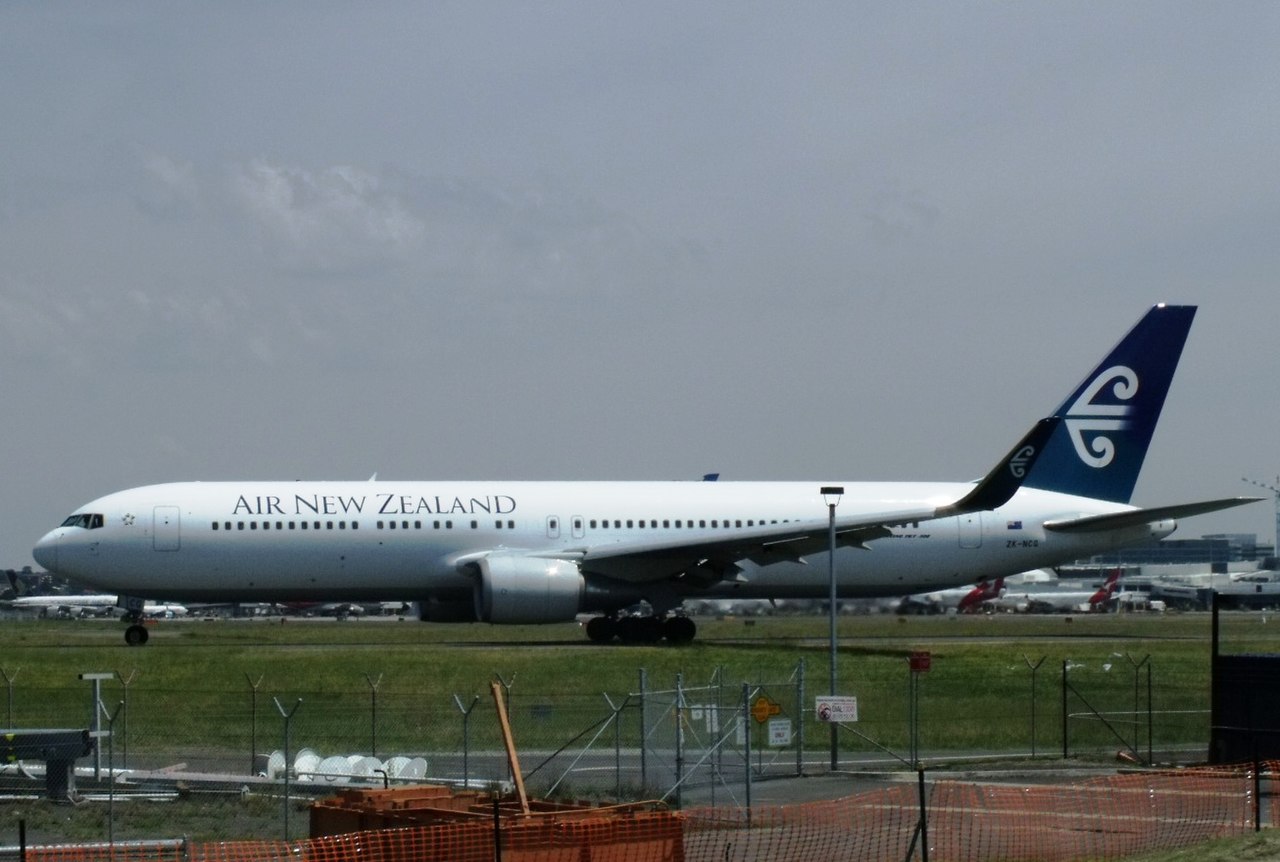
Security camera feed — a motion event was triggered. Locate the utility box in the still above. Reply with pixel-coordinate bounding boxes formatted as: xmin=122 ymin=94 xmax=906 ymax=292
xmin=1210 ymin=654 xmax=1280 ymax=763
xmin=1209 ymin=593 xmax=1280 ymax=764
xmin=0 ymin=728 xmax=94 ymax=800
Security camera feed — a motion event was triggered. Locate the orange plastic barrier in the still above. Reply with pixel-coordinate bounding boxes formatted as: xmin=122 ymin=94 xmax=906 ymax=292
xmin=16 ymin=767 xmax=1262 ymax=862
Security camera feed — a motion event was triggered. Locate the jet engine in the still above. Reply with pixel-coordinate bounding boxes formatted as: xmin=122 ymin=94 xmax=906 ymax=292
xmin=473 ymin=555 xmax=585 ymax=624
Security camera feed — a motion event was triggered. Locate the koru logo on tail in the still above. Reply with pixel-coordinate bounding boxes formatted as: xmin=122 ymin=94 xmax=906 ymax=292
xmin=1065 ymin=365 xmax=1138 ymax=468
xmin=1009 ymin=446 xmax=1036 ymax=478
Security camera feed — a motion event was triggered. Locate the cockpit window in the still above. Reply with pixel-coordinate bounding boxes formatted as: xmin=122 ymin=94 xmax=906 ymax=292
xmin=60 ymin=513 xmax=105 ymax=529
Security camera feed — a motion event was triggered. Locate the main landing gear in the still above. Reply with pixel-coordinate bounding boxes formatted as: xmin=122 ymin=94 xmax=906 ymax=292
xmin=584 ymin=614 xmax=697 ymax=645
xmin=120 ymin=596 xmax=150 ymax=646
xmin=123 ymin=619 xmax=149 ymax=646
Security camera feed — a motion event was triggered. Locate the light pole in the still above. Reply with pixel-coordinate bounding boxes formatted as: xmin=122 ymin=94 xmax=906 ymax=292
xmin=821 ymin=485 xmax=844 ymax=770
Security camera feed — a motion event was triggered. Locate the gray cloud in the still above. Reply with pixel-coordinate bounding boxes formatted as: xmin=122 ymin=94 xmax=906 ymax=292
xmin=3 ymin=4 xmax=1279 ymax=565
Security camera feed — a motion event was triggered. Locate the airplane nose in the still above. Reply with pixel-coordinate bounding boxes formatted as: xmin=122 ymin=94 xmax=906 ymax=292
xmin=32 ymin=531 xmax=58 ymax=571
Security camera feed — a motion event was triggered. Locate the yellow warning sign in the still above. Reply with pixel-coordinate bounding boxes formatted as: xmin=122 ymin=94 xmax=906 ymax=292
xmin=751 ymin=695 xmax=782 ymax=724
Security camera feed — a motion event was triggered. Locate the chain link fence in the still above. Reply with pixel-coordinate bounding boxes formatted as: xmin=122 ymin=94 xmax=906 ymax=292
xmin=0 ymin=652 xmax=1215 ymax=845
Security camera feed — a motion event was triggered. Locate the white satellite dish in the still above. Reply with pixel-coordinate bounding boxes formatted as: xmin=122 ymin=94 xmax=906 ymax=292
xmin=383 ymin=756 xmax=410 ymax=778
xmin=317 ymin=755 xmax=351 ymax=784
xmin=402 ymin=757 xmax=428 ymax=780
xmin=294 ymin=750 xmax=320 ymax=780
xmin=265 ymin=750 xmax=286 ymax=779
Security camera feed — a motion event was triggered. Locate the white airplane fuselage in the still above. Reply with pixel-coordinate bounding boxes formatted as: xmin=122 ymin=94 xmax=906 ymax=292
xmin=33 ymin=479 xmax=1169 ymax=607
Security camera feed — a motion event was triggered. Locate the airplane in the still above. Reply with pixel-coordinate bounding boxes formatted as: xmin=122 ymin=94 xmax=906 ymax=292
xmin=1 ymin=569 xmax=189 ymax=619
xmin=2 ymin=593 xmax=189 ymax=619
xmin=989 ymin=569 xmax=1123 ymax=613
xmin=896 ymin=577 xmax=1006 ymax=615
xmin=31 ymin=304 xmax=1260 ymax=646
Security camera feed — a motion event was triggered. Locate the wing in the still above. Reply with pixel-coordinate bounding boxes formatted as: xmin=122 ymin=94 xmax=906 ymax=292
xmin=1043 ymin=496 xmax=1262 ymax=534
xmin=559 ymin=417 xmax=1059 ymax=584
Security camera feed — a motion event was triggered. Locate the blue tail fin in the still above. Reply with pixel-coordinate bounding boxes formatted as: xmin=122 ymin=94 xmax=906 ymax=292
xmin=1023 ymin=304 xmax=1196 ymax=503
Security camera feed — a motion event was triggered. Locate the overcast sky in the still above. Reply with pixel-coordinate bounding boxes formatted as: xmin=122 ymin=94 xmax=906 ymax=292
xmin=4 ymin=4 xmax=1279 ymax=569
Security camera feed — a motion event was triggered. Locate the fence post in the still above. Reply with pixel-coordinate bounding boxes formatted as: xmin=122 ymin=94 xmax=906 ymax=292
xmin=674 ymin=671 xmax=684 ymax=810
xmin=1 ymin=667 xmax=18 ymax=727
xmin=115 ymin=669 xmax=137 ymax=770
xmin=104 ymin=700 xmax=124 ymax=849
xmin=638 ymin=668 xmax=648 ymax=792
xmin=795 ymin=658 xmax=805 ymax=776
xmin=274 ymin=697 xmax=303 ymax=842
xmin=917 ymin=766 xmax=930 ymax=862
xmin=604 ymin=693 xmax=625 ymax=801
xmin=453 ymin=694 xmax=480 ymax=787
xmin=1061 ymin=660 xmax=1069 ymax=759
xmin=1124 ymin=654 xmax=1150 ymax=759
xmin=246 ymin=674 xmax=264 ymax=775
xmin=364 ymin=673 xmax=383 ymax=758
xmin=1152 ymin=660 xmax=1162 ymax=763
xmin=1024 ymin=656 xmax=1045 ymax=757
xmin=742 ymin=683 xmax=752 ymax=820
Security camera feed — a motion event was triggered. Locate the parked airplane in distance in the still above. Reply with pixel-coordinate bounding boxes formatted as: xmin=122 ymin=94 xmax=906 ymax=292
xmin=2 ymin=593 xmax=188 ymax=619
xmin=1 ymin=569 xmax=188 ymax=619
xmin=896 ymin=577 xmax=1006 ymax=615
xmin=990 ymin=569 xmax=1123 ymax=613
xmin=32 ymin=305 xmax=1258 ymax=646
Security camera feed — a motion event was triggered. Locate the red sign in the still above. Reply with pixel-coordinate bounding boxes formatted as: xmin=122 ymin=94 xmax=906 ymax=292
xmin=909 ymin=651 xmax=932 ymax=673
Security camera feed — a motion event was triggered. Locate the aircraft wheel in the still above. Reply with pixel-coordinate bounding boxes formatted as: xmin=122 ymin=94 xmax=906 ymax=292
xmin=662 ymin=616 xmax=697 ymax=644
xmin=124 ymin=624 xmax=150 ymax=647
xmin=616 ymin=616 xmax=640 ymax=643
xmin=616 ymin=615 xmax=661 ymax=644
xmin=585 ymin=616 xmax=617 ymax=644
xmin=633 ymin=616 xmax=663 ymax=643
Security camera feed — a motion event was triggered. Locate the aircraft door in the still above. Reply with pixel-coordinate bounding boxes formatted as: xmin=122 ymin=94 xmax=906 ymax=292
xmin=957 ymin=513 xmax=982 ymax=549
xmin=153 ymin=506 xmax=181 ymax=551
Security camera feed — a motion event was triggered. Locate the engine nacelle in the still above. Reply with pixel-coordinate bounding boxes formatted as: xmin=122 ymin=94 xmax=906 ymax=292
xmin=474 ymin=555 xmax=584 ymax=624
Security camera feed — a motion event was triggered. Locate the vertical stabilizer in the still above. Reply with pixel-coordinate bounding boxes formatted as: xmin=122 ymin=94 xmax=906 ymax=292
xmin=1023 ymin=304 xmax=1196 ymax=503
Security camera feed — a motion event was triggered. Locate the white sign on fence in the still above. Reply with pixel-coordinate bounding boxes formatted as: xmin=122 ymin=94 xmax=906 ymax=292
xmin=767 ymin=718 xmax=792 ymax=747
xmin=815 ymin=695 xmax=859 ymax=723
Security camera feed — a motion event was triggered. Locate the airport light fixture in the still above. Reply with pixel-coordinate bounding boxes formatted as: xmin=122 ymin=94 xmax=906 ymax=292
xmin=821 ymin=485 xmax=844 ymax=770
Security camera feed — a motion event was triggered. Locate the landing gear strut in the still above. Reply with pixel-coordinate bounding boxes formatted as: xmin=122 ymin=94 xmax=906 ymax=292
xmin=584 ymin=614 xmax=696 ymax=645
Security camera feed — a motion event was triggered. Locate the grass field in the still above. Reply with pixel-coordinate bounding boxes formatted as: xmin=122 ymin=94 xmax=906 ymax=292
xmin=2 ymin=609 xmax=1278 ymax=852
xmin=3 ymin=609 xmax=1277 ymax=753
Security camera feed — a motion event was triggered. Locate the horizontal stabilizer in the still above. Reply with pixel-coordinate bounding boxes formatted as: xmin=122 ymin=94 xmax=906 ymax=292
xmin=1043 ymin=497 xmax=1263 ymax=534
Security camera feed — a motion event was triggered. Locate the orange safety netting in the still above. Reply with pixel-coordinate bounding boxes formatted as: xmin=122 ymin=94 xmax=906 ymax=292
xmin=17 ymin=766 xmax=1264 ymax=862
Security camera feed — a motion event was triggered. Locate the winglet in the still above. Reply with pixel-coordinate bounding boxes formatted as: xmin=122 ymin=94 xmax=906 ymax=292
xmin=937 ymin=417 xmax=1060 ymax=517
